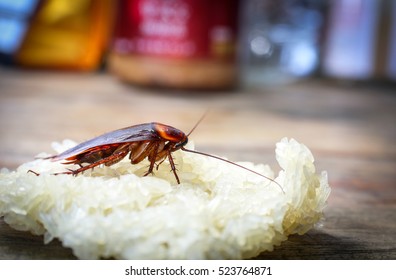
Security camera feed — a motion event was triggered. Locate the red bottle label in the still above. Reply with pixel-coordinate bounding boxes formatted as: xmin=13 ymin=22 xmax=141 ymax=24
xmin=113 ymin=0 xmax=238 ymax=60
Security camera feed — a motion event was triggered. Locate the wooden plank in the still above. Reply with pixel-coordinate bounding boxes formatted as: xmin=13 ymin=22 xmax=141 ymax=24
xmin=0 ymin=68 xmax=395 ymax=259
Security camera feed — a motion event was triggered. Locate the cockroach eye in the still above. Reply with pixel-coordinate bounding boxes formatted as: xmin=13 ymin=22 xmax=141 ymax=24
xmin=175 ymin=138 xmax=188 ymax=149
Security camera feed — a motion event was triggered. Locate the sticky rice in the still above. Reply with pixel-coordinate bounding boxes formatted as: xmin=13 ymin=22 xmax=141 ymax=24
xmin=0 ymin=138 xmax=330 ymax=259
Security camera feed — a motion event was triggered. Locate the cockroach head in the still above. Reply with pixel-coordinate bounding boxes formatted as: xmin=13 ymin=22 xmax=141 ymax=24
xmin=175 ymin=137 xmax=188 ymax=149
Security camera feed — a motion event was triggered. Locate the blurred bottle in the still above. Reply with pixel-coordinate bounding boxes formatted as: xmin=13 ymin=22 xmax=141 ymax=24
xmin=238 ymin=0 xmax=326 ymax=88
xmin=109 ymin=0 xmax=239 ymax=90
xmin=0 ymin=0 xmax=40 ymax=64
xmin=389 ymin=2 xmax=396 ymax=81
xmin=323 ymin=0 xmax=396 ymax=82
xmin=0 ymin=0 xmax=115 ymax=70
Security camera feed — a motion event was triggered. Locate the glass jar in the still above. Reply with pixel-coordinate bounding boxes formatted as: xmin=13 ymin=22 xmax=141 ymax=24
xmin=238 ymin=0 xmax=326 ymax=87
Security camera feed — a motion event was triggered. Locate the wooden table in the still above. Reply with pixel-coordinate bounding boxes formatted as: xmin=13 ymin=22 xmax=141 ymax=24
xmin=0 ymin=67 xmax=395 ymax=259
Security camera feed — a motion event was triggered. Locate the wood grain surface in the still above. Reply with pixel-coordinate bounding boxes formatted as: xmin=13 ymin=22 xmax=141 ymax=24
xmin=0 ymin=67 xmax=395 ymax=259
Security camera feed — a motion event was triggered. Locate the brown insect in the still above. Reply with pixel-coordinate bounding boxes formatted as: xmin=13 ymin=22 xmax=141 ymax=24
xmin=33 ymin=118 xmax=283 ymax=191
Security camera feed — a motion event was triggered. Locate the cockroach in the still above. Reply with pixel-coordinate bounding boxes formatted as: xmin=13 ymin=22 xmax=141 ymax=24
xmin=32 ymin=117 xmax=283 ymax=192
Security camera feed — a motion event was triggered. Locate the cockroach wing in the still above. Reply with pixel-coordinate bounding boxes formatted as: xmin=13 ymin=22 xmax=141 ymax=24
xmin=48 ymin=123 xmax=160 ymax=161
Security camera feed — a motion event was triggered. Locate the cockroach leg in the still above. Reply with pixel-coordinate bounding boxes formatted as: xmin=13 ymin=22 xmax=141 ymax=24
xmin=27 ymin=170 xmax=40 ymax=176
xmin=55 ymin=150 xmax=130 ymax=176
xmin=167 ymin=151 xmax=180 ymax=184
xmin=155 ymin=158 xmax=167 ymax=170
xmin=142 ymin=143 xmax=160 ymax=178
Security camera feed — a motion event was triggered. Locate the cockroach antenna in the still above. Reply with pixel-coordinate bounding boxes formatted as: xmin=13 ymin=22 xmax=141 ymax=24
xmin=183 ymin=112 xmax=284 ymax=193
xmin=180 ymin=146 xmax=284 ymax=193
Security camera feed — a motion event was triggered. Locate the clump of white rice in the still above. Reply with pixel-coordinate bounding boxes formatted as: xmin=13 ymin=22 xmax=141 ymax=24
xmin=0 ymin=138 xmax=330 ymax=259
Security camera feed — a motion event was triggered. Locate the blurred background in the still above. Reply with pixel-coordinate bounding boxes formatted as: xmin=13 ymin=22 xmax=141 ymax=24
xmin=0 ymin=0 xmax=395 ymax=87
xmin=0 ymin=0 xmax=396 ymax=260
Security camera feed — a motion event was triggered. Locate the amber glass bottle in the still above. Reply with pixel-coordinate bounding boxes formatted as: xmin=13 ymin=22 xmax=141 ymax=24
xmin=16 ymin=0 xmax=115 ymax=70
